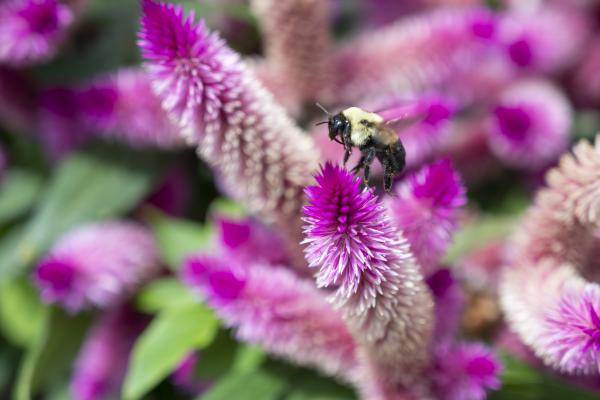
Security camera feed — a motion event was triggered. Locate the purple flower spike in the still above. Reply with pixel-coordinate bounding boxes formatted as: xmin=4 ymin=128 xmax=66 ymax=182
xmin=0 ymin=0 xmax=73 ymax=66
xmin=544 ymin=285 xmax=600 ymax=374
xmin=427 ymin=268 xmax=465 ymax=339
xmin=70 ymin=305 xmax=150 ymax=400
xmin=215 ymin=215 xmax=290 ymax=266
xmin=432 ymin=341 xmax=502 ymax=400
xmin=182 ymin=254 xmax=360 ymax=383
xmin=138 ymin=1 xmax=318 ymax=231
xmin=302 ymin=163 xmax=433 ymax=388
xmin=77 ymin=69 xmax=183 ymax=149
xmin=35 ymin=220 xmax=161 ymax=312
xmin=387 ymin=160 xmax=466 ymax=274
xmin=487 ymin=79 xmax=572 ymax=170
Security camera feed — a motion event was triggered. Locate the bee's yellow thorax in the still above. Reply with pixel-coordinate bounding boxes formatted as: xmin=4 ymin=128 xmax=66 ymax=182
xmin=342 ymin=107 xmax=383 ymax=147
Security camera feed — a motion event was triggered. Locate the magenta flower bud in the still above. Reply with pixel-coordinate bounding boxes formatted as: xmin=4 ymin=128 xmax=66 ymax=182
xmin=302 ymin=163 xmax=433 ymax=388
xmin=138 ymin=0 xmax=318 ymax=232
xmin=0 ymin=0 xmax=73 ymax=66
xmin=487 ymin=79 xmax=572 ymax=170
xmin=70 ymin=305 xmax=150 ymax=400
xmin=182 ymin=254 xmax=360 ymax=383
xmin=77 ymin=69 xmax=183 ymax=149
xmin=431 ymin=341 xmax=502 ymax=400
xmin=386 ymin=160 xmax=466 ymax=274
xmin=35 ymin=220 xmax=161 ymax=312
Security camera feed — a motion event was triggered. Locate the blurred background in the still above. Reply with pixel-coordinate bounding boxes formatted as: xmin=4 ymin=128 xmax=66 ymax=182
xmin=1 ymin=0 xmax=600 ymax=399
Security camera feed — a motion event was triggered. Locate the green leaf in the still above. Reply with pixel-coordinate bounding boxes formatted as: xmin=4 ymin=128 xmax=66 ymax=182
xmin=208 ymin=198 xmax=246 ymax=218
xmin=0 ymin=145 xmax=164 ymax=281
xmin=0 ymin=169 xmax=42 ymax=225
xmin=122 ymin=303 xmax=219 ymax=400
xmin=489 ymin=354 xmax=600 ymax=400
xmin=198 ymin=370 xmax=287 ymax=400
xmin=232 ymin=344 xmax=266 ymax=373
xmin=146 ymin=210 xmax=212 ymax=270
xmin=14 ymin=307 xmax=92 ymax=400
xmin=0 ymin=277 xmax=44 ymax=348
xmin=444 ymin=214 xmax=518 ymax=263
xmin=135 ymin=277 xmax=198 ymax=313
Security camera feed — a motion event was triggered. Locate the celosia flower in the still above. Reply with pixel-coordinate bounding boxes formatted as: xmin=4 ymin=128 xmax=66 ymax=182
xmin=332 ymin=8 xmax=501 ymax=103
xmin=215 ymin=215 xmax=290 ymax=266
xmin=302 ymin=163 xmax=433 ymax=388
xmin=542 ymin=285 xmax=600 ymax=374
xmin=138 ymin=0 xmax=318 ymax=235
xmin=455 ymin=240 xmax=506 ymax=291
xmin=0 ymin=0 xmax=73 ymax=66
xmin=571 ymin=35 xmax=600 ymax=107
xmin=431 ymin=341 xmax=502 ymax=400
xmin=486 ymin=79 xmax=572 ymax=170
xmin=251 ymin=0 xmax=332 ymax=107
xmin=427 ymin=268 xmax=465 ymax=339
xmin=77 ymin=69 xmax=183 ymax=149
xmin=386 ymin=160 xmax=466 ymax=274
xmin=70 ymin=304 xmax=150 ymax=400
xmin=182 ymin=254 xmax=360 ymax=383
xmin=497 ymin=4 xmax=589 ymax=73
xmin=501 ymin=137 xmax=600 ymax=375
xmin=35 ymin=220 xmax=161 ymax=312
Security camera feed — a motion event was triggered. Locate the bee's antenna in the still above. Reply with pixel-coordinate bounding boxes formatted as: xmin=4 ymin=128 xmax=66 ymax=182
xmin=315 ymin=121 xmax=328 ymax=126
xmin=315 ymin=102 xmax=331 ymax=116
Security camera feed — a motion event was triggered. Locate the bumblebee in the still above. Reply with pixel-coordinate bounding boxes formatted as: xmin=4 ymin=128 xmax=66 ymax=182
xmin=317 ymin=105 xmax=407 ymax=192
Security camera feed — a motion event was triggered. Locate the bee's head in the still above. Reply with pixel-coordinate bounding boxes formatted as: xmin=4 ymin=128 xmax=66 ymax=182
xmin=328 ymin=113 xmax=348 ymax=141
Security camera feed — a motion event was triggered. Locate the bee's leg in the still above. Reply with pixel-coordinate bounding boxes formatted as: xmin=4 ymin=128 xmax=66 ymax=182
xmin=351 ymin=154 xmax=366 ymax=174
xmin=361 ymin=148 xmax=377 ymax=185
xmin=343 ymin=147 xmax=352 ymax=166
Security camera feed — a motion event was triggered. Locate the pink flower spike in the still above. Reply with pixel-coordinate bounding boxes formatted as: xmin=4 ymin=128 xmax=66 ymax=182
xmin=431 ymin=341 xmax=502 ymax=400
xmin=427 ymin=268 xmax=466 ymax=339
xmin=77 ymin=69 xmax=183 ymax=149
xmin=35 ymin=220 xmax=161 ymax=312
xmin=182 ymin=254 xmax=360 ymax=383
xmin=387 ymin=160 xmax=466 ymax=274
xmin=138 ymin=0 xmax=318 ymax=233
xmin=70 ymin=304 xmax=150 ymax=400
xmin=0 ymin=0 xmax=73 ymax=66
xmin=302 ymin=163 xmax=433 ymax=388
xmin=486 ymin=79 xmax=572 ymax=170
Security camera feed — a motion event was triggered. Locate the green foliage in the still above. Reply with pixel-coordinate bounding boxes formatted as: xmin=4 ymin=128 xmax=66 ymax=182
xmin=14 ymin=307 xmax=92 ymax=400
xmin=146 ymin=209 xmax=213 ymax=271
xmin=0 ymin=145 xmax=164 ymax=281
xmin=198 ymin=370 xmax=287 ymax=400
xmin=134 ymin=277 xmax=198 ymax=313
xmin=122 ymin=303 xmax=219 ymax=400
xmin=0 ymin=169 xmax=42 ymax=226
xmin=490 ymin=354 xmax=600 ymax=400
xmin=445 ymin=214 xmax=518 ymax=263
xmin=0 ymin=277 xmax=44 ymax=348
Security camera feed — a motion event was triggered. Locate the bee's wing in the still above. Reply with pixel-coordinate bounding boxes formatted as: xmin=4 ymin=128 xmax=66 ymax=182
xmin=373 ymin=103 xmax=425 ymax=130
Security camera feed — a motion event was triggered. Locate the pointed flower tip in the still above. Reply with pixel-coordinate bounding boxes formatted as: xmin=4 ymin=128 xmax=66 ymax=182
xmin=544 ymin=285 xmax=600 ymax=374
xmin=409 ymin=159 xmax=466 ymax=208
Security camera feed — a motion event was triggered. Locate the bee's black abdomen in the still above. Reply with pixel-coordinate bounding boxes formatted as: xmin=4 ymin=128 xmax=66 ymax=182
xmin=389 ymin=140 xmax=406 ymax=173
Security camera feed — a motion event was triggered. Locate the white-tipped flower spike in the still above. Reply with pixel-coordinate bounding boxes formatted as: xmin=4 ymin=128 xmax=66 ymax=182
xmin=138 ymin=1 xmax=318 ymax=232
xmin=182 ymin=254 xmax=361 ymax=384
xmin=0 ymin=0 xmax=73 ymax=66
xmin=77 ymin=68 xmax=184 ymax=149
xmin=303 ymin=164 xmax=433 ymax=390
xmin=251 ymin=0 xmax=333 ymax=109
xmin=501 ymin=136 xmax=600 ymax=375
xmin=35 ymin=220 xmax=161 ymax=312
xmin=486 ymin=79 xmax=572 ymax=170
